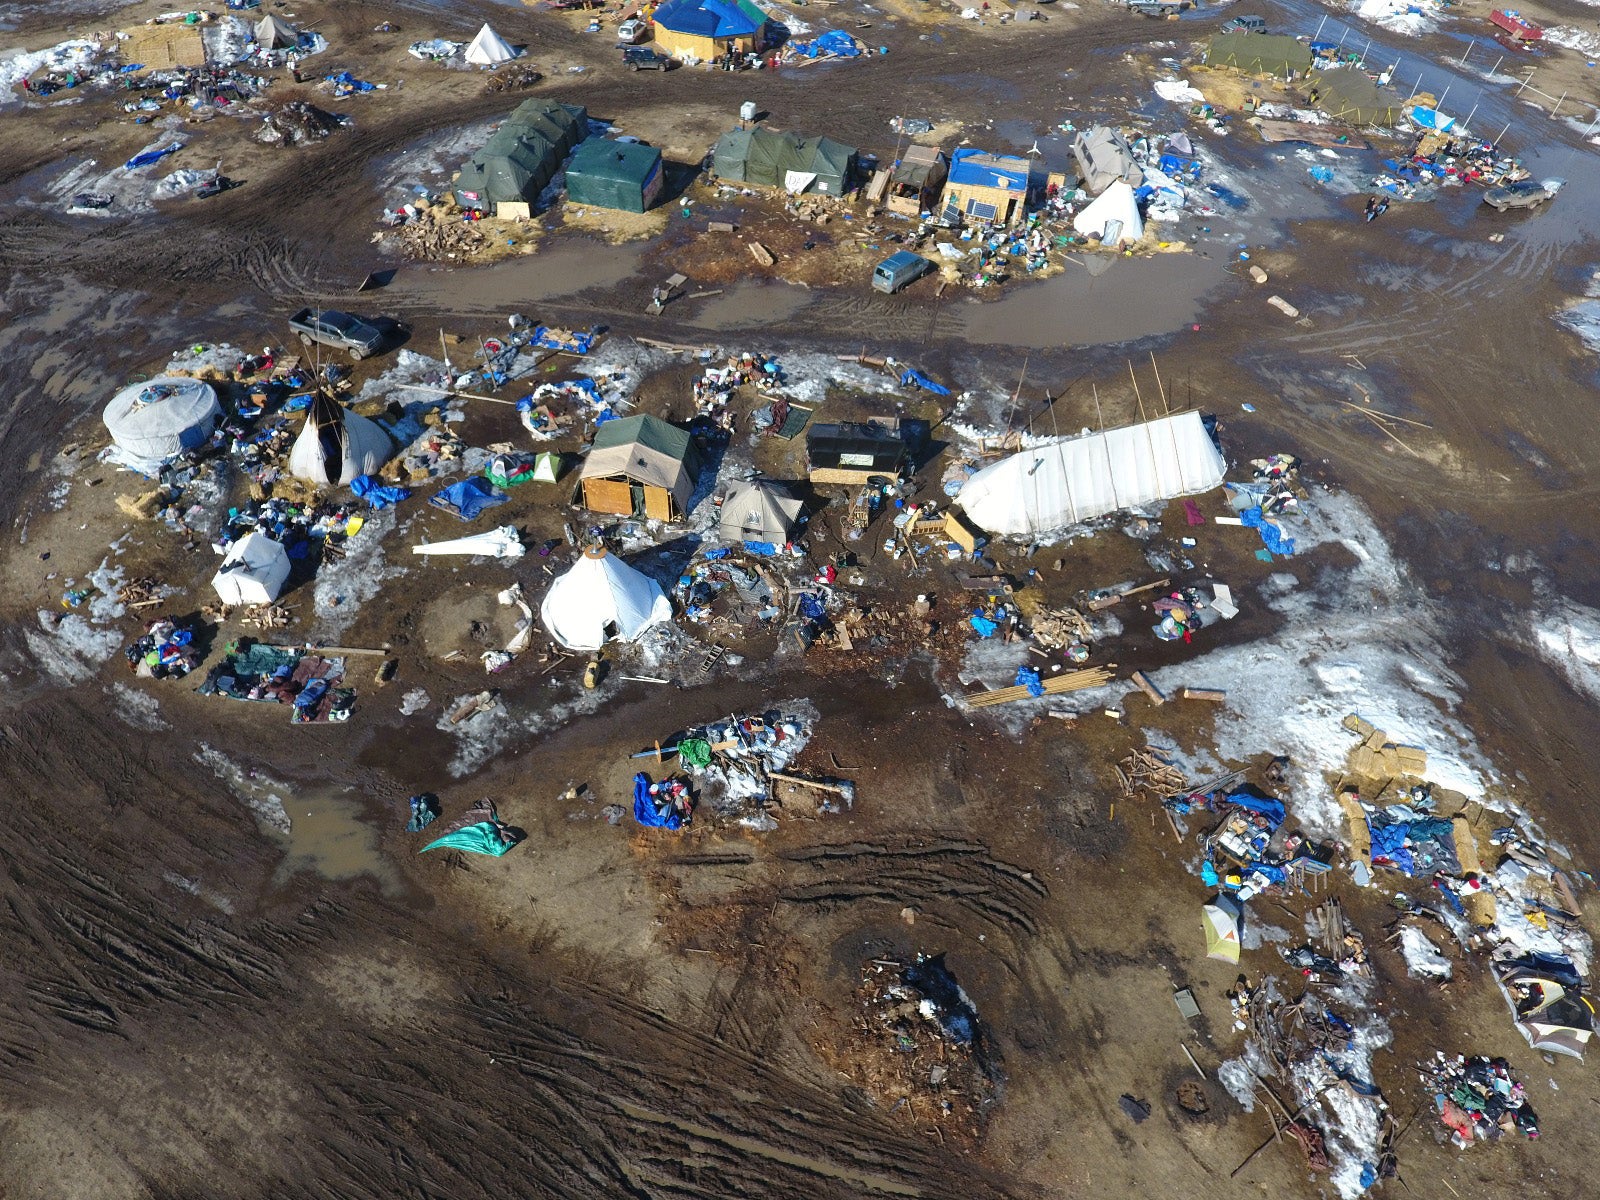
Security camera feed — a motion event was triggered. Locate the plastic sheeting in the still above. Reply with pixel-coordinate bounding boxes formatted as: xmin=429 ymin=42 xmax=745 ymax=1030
xmin=430 ymin=476 xmax=508 ymax=521
xmin=633 ymin=772 xmax=683 ymax=829
xmin=957 ymin=411 xmax=1226 ymax=537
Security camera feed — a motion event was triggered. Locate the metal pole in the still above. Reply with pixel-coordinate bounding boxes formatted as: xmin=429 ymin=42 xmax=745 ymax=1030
xmin=1437 ymin=84 xmax=1451 ymax=108
xmin=1464 ymin=101 xmax=1480 ymax=129
xmin=1313 ymin=15 xmax=1327 ymax=40
xmin=1337 ymin=28 xmax=1348 ymax=47
xmin=1515 ymin=71 xmax=1533 ymax=97
xmin=1490 ymin=55 xmax=1503 ymax=78
xmin=1494 ymin=121 xmax=1511 ymax=146
xmin=1361 ymin=38 xmax=1372 ymax=62
xmin=1551 ymin=90 xmax=1567 ymax=119
xmin=1405 ymin=74 xmax=1422 ymax=103
xmin=1458 ymin=40 xmax=1473 ymax=67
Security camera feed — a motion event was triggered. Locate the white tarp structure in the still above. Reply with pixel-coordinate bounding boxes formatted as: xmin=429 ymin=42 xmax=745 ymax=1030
xmin=255 ymin=14 xmax=300 ymax=49
xmin=540 ymin=546 xmax=672 ymax=652
xmin=1072 ymin=179 xmax=1144 ymax=244
xmin=719 ymin=479 xmax=803 ymax=544
xmin=956 ymin=410 xmax=1226 ymax=537
xmin=102 ymin=377 xmax=221 ymax=462
xmin=288 ymin=393 xmax=394 ymax=487
xmin=411 ymin=526 xmax=526 ymax=559
xmin=464 ymin=23 xmax=519 ymax=65
xmin=211 ymin=532 xmax=290 ymax=606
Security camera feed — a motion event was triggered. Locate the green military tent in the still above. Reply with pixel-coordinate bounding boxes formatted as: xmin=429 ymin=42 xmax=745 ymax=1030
xmin=1204 ymin=32 xmax=1313 ymax=80
xmin=566 ymin=139 xmax=665 ymax=213
xmin=454 ymin=100 xmax=589 ymax=211
xmin=1307 ymin=69 xmax=1404 ymax=127
xmin=712 ymin=127 xmax=858 ymax=195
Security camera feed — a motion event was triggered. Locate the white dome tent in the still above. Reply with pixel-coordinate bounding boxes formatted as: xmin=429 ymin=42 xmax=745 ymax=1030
xmin=464 ymin=23 xmax=519 ymax=66
xmin=102 ymin=377 xmax=221 ymax=463
xmin=540 ymin=546 xmax=673 ymax=652
xmin=212 ymin=532 xmax=291 ymax=606
xmin=288 ymin=392 xmax=394 ymax=487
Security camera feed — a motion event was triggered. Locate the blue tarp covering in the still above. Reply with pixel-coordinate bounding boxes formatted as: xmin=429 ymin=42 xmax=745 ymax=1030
xmin=633 ymin=771 xmax=683 ymax=830
xmin=125 ymin=142 xmax=183 ymax=170
xmin=1224 ymin=789 xmax=1287 ymax=830
xmin=742 ymin=540 xmax=780 ymax=556
xmin=1409 ymin=105 xmax=1456 ymax=132
xmin=798 ymin=592 xmax=827 ymax=620
xmin=430 ymin=476 xmax=508 ymax=521
xmin=1241 ymin=506 xmax=1296 ymax=556
xmin=351 ymin=475 xmax=410 ymax=509
xmin=326 ymin=71 xmax=376 ymax=92
xmin=970 ymin=613 xmax=998 ymax=637
xmin=947 ymin=147 xmax=1028 ymax=191
xmin=1367 ymin=814 xmax=1460 ymax=876
xmin=654 ymin=0 xmax=765 ymax=37
xmin=1015 ymin=665 xmax=1044 ymax=697
xmin=793 ymin=30 xmax=861 ymax=57
xmin=532 ymin=326 xmax=595 ymax=354
xmin=900 ymin=368 xmax=950 ymax=395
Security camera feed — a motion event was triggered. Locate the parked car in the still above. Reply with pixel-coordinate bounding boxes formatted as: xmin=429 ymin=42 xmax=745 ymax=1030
xmin=1220 ymin=14 xmax=1267 ymax=33
xmin=871 ymin=251 xmax=935 ymax=295
xmin=288 ymin=308 xmax=384 ymax=360
xmin=623 ymin=47 xmax=674 ymax=70
xmin=617 ymin=18 xmax=648 ymax=44
xmin=1482 ymin=178 xmax=1560 ymax=212
xmin=1128 ymin=0 xmax=1185 ymax=15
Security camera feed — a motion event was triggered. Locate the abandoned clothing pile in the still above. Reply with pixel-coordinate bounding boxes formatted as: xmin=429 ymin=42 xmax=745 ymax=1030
xmin=1420 ymin=1054 xmax=1538 ymax=1146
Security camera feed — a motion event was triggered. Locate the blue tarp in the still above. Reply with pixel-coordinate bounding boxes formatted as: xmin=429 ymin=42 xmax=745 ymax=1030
xmin=798 ymin=592 xmax=827 ymax=620
xmin=326 ymin=71 xmax=377 ymax=92
xmin=1224 ymin=789 xmax=1287 ymax=830
xmin=1014 ymin=665 xmax=1044 ymax=697
xmin=533 ymin=326 xmax=595 ymax=354
xmin=1241 ymin=506 xmax=1295 ymax=556
xmin=351 ymin=475 xmax=410 ymax=509
xmin=633 ymin=772 xmax=683 ymax=830
xmin=900 ymin=368 xmax=950 ymax=395
xmin=654 ymin=0 xmax=764 ymax=38
xmin=970 ymin=613 xmax=998 ymax=637
xmin=430 ymin=476 xmax=508 ymax=521
xmin=125 ymin=142 xmax=183 ymax=170
xmin=742 ymin=540 xmax=780 ymax=556
xmin=1367 ymin=814 xmax=1460 ymax=876
xmin=794 ymin=30 xmax=861 ymax=57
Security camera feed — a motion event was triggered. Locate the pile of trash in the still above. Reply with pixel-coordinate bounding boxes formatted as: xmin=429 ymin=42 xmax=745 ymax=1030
xmin=1419 ymin=1054 xmax=1539 ymax=1147
xmin=199 ymin=641 xmax=355 ymax=724
xmin=484 ymin=65 xmax=542 ymax=93
xmin=257 ymin=100 xmax=347 ymax=146
xmin=644 ymin=704 xmax=816 ymax=820
xmin=124 ymin=618 xmax=199 ymax=679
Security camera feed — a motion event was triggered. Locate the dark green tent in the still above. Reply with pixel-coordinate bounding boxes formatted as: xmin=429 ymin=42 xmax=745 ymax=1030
xmin=454 ymin=100 xmax=590 ymax=211
xmin=1307 ymin=69 xmax=1404 ymax=126
xmin=1204 ymin=32 xmax=1313 ymax=80
xmin=712 ymin=127 xmax=857 ymax=195
xmin=506 ymin=99 xmax=589 ymax=156
xmin=566 ymin=139 xmax=665 ymax=213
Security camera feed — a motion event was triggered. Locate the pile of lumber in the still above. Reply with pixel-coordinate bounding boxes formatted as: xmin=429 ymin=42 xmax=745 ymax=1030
xmin=1115 ymin=747 xmax=1187 ymax=800
xmin=116 ymin=577 xmax=165 ymax=608
xmin=967 ymin=665 xmax=1115 ymax=708
xmin=1340 ymin=715 xmax=1427 ymax=779
xmin=1029 ymin=605 xmax=1093 ymax=651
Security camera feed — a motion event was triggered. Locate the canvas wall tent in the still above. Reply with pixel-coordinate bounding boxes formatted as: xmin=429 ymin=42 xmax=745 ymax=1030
xmin=1072 ymin=127 xmax=1144 ymax=195
xmin=507 ymin=98 xmax=588 ymax=155
xmin=719 ymin=479 xmax=803 ymax=544
xmin=1308 ymin=69 xmax=1404 ymax=126
xmin=579 ymin=414 xmax=701 ymax=521
xmin=212 ymin=532 xmax=291 ymax=606
xmin=887 ymin=144 xmax=949 ymax=216
xmin=454 ymin=101 xmax=588 ymax=211
xmin=712 ymin=127 xmax=858 ymax=195
xmin=1072 ymin=179 xmax=1143 ymax=244
xmin=255 ymin=14 xmax=300 ymax=49
xmin=652 ymin=0 xmax=768 ymax=59
xmin=540 ymin=545 xmax=674 ymax=651
xmin=566 ymin=139 xmax=665 ymax=213
xmin=939 ymin=148 xmax=1030 ymax=225
xmin=806 ymin=422 xmax=907 ymax=486
xmin=956 ymin=410 xmax=1226 ymax=537
xmin=465 ymin=23 xmax=519 ymax=65
xmin=1204 ymin=32 xmax=1313 ymax=80
xmin=288 ymin=392 xmax=394 ymax=487
xmin=103 ymin=376 xmax=221 ymax=462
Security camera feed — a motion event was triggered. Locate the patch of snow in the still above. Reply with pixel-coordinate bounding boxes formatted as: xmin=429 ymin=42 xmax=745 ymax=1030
xmin=400 ymin=687 xmax=431 ymax=715
xmin=1545 ymin=26 xmax=1600 ymax=56
xmin=109 ymin=682 xmax=171 ymax=730
xmin=194 ymin=743 xmax=292 ymax=834
xmin=313 ymin=509 xmax=403 ymax=640
xmin=0 ymin=38 xmax=99 ymax=106
xmin=1241 ymin=920 xmax=1290 ymax=950
xmin=202 ymin=16 xmax=254 ymax=66
xmin=1529 ymin=594 xmax=1600 ymax=703
xmin=25 ymin=612 xmax=121 ymax=683
xmin=1352 ymin=0 xmax=1443 ymax=36
xmin=1398 ymin=925 xmax=1453 ymax=979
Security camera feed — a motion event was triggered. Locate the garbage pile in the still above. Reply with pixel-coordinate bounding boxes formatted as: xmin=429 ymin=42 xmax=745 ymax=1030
xmin=257 ymin=100 xmax=347 ymax=146
xmin=644 ymin=705 xmax=815 ymax=821
xmin=124 ymin=618 xmax=199 ymax=679
xmin=484 ymin=65 xmax=542 ymax=93
xmin=1419 ymin=1054 xmax=1539 ymax=1147
xmin=199 ymin=641 xmax=355 ymax=724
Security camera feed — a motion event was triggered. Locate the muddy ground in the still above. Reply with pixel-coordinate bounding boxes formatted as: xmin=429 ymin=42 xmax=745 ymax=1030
xmin=4 ymin=0 xmax=1600 ymax=1198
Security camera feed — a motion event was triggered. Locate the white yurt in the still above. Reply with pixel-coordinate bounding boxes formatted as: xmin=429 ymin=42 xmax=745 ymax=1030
xmin=212 ymin=532 xmax=291 ymax=606
xmin=102 ymin=377 xmax=222 ymax=462
xmin=464 ymin=23 xmax=519 ymax=65
xmin=540 ymin=546 xmax=672 ymax=652
xmin=288 ymin=392 xmax=394 ymax=487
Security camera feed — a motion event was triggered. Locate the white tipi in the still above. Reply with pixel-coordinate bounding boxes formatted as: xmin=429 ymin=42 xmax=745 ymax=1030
xmin=1071 ymin=179 xmax=1143 ymax=246
xmin=288 ymin=392 xmax=394 ymax=487
xmin=464 ymin=23 xmax=520 ymax=66
xmin=540 ymin=546 xmax=672 ymax=652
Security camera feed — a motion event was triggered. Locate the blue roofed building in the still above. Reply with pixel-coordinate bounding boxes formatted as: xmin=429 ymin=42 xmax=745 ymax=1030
xmin=938 ymin=148 xmax=1032 ymax=226
xmin=651 ymin=0 xmax=769 ymax=60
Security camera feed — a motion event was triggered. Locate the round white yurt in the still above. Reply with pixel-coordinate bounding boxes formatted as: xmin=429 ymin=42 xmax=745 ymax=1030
xmin=288 ymin=392 xmax=394 ymax=487
xmin=102 ymin=377 xmax=222 ymax=461
xmin=540 ymin=546 xmax=673 ymax=652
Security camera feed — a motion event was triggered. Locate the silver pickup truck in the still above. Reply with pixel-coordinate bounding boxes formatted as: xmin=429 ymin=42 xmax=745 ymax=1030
xmin=288 ymin=307 xmax=384 ymax=360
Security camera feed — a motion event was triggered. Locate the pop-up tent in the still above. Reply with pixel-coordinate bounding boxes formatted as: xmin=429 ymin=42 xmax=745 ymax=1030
xmin=956 ymin=411 xmax=1226 ymax=537
xmin=1494 ymin=953 xmax=1595 ymax=1060
xmin=212 ymin=532 xmax=290 ymax=606
xmin=255 ymin=14 xmax=300 ymax=50
xmin=1073 ymin=179 xmax=1143 ymax=244
xmin=1203 ymin=896 xmax=1244 ymax=964
xmin=288 ymin=392 xmax=393 ymax=487
xmin=465 ymin=23 xmax=519 ymax=65
xmin=540 ymin=545 xmax=673 ymax=651
xmin=103 ymin=377 xmax=221 ymax=463
xmin=719 ymin=479 xmax=803 ymax=544
xmin=1073 ymin=126 xmax=1143 ymax=195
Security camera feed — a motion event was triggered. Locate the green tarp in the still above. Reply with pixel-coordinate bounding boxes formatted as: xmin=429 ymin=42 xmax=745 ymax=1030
xmin=712 ymin=127 xmax=858 ymax=195
xmin=421 ymin=821 xmax=518 ymax=856
xmin=677 ymin=737 xmax=713 ymax=768
xmin=1204 ymin=32 xmax=1313 ymax=80
xmin=1308 ymin=69 xmax=1404 ymax=126
xmin=592 ymin=413 xmax=701 ymax=478
xmin=566 ymin=138 xmax=665 ymax=213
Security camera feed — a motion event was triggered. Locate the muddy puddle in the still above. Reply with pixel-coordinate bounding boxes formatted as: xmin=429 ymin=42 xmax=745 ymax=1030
xmin=686 ymin=280 xmax=812 ymax=329
xmin=390 ymin=239 xmax=646 ymax=312
xmin=954 ymin=251 xmax=1225 ymax=347
xmin=272 ymin=786 xmax=401 ymax=894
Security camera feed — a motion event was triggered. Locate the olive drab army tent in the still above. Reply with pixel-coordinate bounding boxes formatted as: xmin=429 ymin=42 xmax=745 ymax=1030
xmin=454 ymin=100 xmax=589 ymax=210
xmin=565 ymin=139 xmax=665 ymax=213
xmin=211 ymin=532 xmax=291 ymax=606
xmin=464 ymin=23 xmax=519 ymax=66
xmin=712 ymin=127 xmax=857 ymax=195
xmin=540 ymin=546 xmax=674 ymax=651
xmin=288 ymin=392 xmax=394 ymax=487
xmin=1307 ymin=68 xmax=1405 ymax=126
xmin=956 ymin=411 xmax=1226 ymax=537
xmin=1204 ymin=32 xmax=1314 ymax=80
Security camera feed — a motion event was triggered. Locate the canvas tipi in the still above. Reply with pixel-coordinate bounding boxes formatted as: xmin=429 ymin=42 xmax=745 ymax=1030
xmin=1072 ymin=179 xmax=1143 ymax=245
xmin=719 ymin=479 xmax=803 ymax=545
xmin=212 ymin=533 xmax=291 ymax=606
xmin=288 ymin=392 xmax=394 ymax=487
xmin=464 ymin=23 xmax=519 ymax=66
xmin=255 ymin=14 xmax=300 ymax=50
xmin=540 ymin=546 xmax=672 ymax=652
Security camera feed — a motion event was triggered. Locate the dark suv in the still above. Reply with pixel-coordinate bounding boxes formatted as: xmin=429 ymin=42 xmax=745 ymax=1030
xmin=623 ymin=48 xmax=674 ymax=71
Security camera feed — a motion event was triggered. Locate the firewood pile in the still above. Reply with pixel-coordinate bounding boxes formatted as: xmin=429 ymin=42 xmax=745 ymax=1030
xmin=1115 ymin=747 xmax=1187 ymax=801
xmin=117 ymin=577 xmax=167 ymax=608
xmin=391 ymin=202 xmax=496 ymax=261
xmin=484 ymin=65 xmax=542 ymax=92
xmin=257 ymin=100 xmax=344 ymax=146
xmin=1028 ymin=605 xmax=1093 ymax=651
xmin=241 ymin=604 xmax=293 ymax=630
